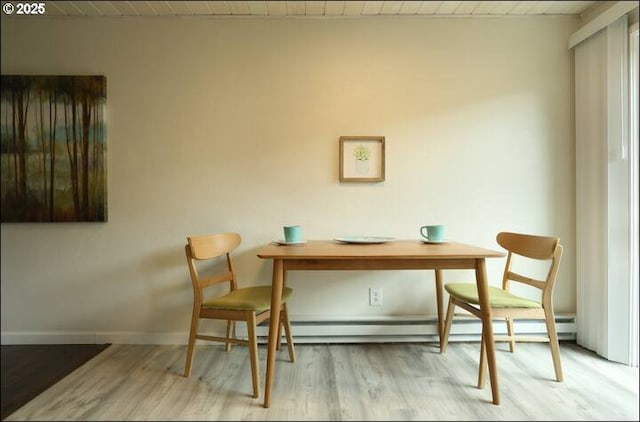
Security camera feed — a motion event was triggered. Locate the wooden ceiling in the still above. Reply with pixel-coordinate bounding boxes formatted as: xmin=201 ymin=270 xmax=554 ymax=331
xmin=39 ymin=1 xmax=599 ymax=18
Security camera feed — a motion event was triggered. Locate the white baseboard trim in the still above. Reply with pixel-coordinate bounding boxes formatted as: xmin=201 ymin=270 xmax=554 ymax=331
xmin=238 ymin=313 xmax=577 ymax=344
xmin=1 ymin=314 xmax=576 ymax=345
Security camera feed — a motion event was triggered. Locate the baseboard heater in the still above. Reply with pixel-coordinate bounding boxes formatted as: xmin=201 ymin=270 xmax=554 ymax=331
xmin=235 ymin=314 xmax=577 ymax=344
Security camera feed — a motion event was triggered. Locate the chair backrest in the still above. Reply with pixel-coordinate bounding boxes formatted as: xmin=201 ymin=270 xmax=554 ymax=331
xmin=185 ymin=233 xmax=242 ymax=305
xmin=496 ymin=232 xmax=563 ymax=306
xmin=187 ymin=233 xmax=241 ymax=260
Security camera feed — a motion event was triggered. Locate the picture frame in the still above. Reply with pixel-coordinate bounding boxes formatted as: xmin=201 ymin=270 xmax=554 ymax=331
xmin=339 ymin=136 xmax=385 ymax=182
xmin=0 ymin=75 xmax=108 ymax=222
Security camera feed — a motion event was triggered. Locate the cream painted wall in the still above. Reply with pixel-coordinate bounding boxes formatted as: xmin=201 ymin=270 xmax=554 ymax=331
xmin=0 ymin=15 xmax=577 ymax=343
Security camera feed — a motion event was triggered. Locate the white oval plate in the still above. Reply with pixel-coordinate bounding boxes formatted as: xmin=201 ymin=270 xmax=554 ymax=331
xmin=334 ymin=237 xmax=395 ymax=244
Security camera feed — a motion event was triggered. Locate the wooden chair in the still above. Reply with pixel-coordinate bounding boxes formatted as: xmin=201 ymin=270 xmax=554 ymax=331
xmin=441 ymin=231 xmax=564 ymax=388
xmin=183 ymin=233 xmax=296 ymax=398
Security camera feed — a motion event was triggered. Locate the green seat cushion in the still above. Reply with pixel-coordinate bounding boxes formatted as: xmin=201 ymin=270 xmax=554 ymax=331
xmin=445 ymin=283 xmax=541 ymax=308
xmin=203 ymin=286 xmax=293 ymax=312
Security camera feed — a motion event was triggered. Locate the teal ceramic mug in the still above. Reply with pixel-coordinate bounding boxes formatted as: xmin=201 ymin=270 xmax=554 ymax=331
xmin=420 ymin=224 xmax=445 ymax=242
xmin=284 ymin=225 xmax=302 ymax=243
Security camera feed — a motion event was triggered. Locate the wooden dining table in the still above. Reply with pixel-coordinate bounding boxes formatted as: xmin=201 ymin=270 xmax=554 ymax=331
xmin=256 ymin=239 xmax=505 ymax=408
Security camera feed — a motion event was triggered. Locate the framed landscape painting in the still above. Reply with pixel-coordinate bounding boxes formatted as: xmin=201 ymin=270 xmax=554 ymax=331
xmin=0 ymin=75 xmax=107 ymax=222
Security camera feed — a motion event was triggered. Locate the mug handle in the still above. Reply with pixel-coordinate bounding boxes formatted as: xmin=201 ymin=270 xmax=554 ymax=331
xmin=420 ymin=226 xmax=429 ymax=239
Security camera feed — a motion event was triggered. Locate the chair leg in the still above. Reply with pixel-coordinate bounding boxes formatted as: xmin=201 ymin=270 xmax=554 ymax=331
xmin=506 ymin=317 xmax=516 ymax=353
xmin=477 ymin=328 xmax=487 ymax=389
xmin=544 ymin=308 xmax=564 ymax=382
xmin=184 ymin=308 xmax=200 ymax=377
xmin=281 ymin=303 xmax=296 ymax=363
xmin=276 ymin=315 xmax=283 ymax=352
xmin=440 ymin=296 xmax=456 ymax=353
xmin=246 ymin=311 xmax=260 ymax=398
xmin=225 ymin=320 xmax=235 ymax=352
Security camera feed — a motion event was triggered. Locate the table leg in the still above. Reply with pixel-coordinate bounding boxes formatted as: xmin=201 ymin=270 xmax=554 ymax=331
xmin=434 ymin=269 xmax=444 ymax=348
xmin=263 ymin=259 xmax=284 ymax=408
xmin=475 ymin=258 xmax=500 ymax=405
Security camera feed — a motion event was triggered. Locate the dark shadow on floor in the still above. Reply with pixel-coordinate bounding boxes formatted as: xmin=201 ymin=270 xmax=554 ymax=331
xmin=1 ymin=343 xmax=111 ymax=420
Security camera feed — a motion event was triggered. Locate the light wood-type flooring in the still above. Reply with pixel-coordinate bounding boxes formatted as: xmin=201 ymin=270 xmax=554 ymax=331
xmin=5 ymin=341 xmax=639 ymax=421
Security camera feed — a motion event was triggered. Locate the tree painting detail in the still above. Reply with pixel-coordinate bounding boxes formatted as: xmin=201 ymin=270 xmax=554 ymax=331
xmin=1 ymin=75 xmax=107 ymax=222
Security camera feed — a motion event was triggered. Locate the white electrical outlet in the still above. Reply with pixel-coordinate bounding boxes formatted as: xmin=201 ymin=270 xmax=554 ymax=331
xmin=369 ymin=287 xmax=382 ymax=306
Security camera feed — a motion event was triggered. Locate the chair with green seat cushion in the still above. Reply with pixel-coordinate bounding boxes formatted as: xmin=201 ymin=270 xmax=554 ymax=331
xmin=444 ymin=283 xmax=543 ymax=309
xmin=203 ymin=286 xmax=293 ymax=312
xmin=183 ymin=233 xmax=296 ymax=399
xmin=440 ymin=232 xmax=564 ymax=388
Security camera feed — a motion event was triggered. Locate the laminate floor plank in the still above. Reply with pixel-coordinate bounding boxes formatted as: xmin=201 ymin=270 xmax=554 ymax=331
xmin=4 ymin=342 xmax=639 ymax=421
